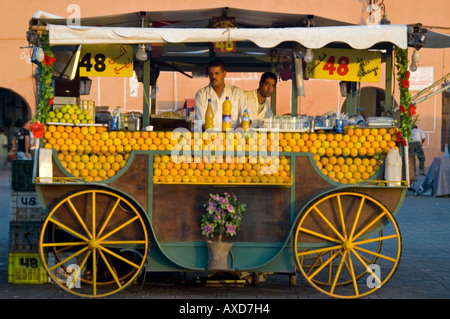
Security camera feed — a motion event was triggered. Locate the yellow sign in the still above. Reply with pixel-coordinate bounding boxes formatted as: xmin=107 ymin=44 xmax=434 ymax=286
xmin=212 ymin=17 xmax=236 ymax=53
xmin=305 ymin=48 xmax=381 ymax=82
xmin=214 ymin=41 xmax=236 ymax=53
xmin=79 ymin=45 xmax=133 ymax=77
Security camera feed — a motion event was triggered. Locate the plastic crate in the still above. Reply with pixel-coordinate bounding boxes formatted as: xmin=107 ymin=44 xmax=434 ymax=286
xmin=9 ymin=221 xmax=42 ymax=252
xmin=11 ymin=160 xmax=35 ymax=191
xmin=8 ymin=252 xmax=47 ymax=284
xmin=10 ymin=191 xmax=45 ymax=222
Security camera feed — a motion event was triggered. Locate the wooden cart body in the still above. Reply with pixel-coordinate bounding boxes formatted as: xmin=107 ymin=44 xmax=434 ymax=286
xmin=35 ymin=147 xmax=406 ymax=278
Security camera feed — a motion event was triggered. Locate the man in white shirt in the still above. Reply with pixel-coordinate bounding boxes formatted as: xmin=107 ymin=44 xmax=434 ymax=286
xmin=195 ymin=59 xmax=250 ymax=130
xmin=244 ymin=72 xmax=277 ymax=127
xmin=409 ymin=125 xmax=426 ymax=175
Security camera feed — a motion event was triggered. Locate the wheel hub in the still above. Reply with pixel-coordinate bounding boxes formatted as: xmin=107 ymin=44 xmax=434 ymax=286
xmin=88 ymin=238 xmax=100 ymax=250
xmin=343 ymin=240 xmax=354 ymax=251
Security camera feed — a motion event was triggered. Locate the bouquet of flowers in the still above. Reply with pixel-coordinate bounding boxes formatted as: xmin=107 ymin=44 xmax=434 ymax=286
xmin=201 ymin=193 xmax=245 ymax=241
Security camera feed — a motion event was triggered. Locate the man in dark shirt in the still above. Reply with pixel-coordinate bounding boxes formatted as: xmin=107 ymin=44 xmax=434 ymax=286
xmin=12 ymin=120 xmax=32 ymax=160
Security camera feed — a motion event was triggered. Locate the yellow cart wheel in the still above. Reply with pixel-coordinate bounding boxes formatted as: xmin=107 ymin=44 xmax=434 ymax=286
xmin=39 ymin=190 xmax=149 ymax=298
xmin=294 ymin=192 xmax=401 ymax=299
xmin=299 ymin=230 xmax=382 ymax=286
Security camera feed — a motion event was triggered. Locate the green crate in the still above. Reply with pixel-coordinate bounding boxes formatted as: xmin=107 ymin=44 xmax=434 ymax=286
xmin=8 ymin=252 xmax=47 ymax=284
xmin=11 ymin=160 xmax=35 ymax=191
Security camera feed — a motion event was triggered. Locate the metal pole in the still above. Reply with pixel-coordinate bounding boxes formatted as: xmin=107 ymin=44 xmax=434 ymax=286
xmin=142 ymin=59 xmax=150 ymax=128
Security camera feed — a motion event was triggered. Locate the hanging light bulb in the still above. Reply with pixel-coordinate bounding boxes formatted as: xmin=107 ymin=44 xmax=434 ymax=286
xmin=36 ymin=46 xmax=45 ymax=62
xmin=136 ymin=44 xmax=148 ymax=61
xmin=410 ymin=49 xmax=420 ymax=72
xmin=304 ymin=48 xmax=314 ymax=63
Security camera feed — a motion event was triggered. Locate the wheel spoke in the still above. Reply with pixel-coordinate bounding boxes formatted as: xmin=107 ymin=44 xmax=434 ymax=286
xmin=98 ymin=248 xmax=122 ymax=288
xmin=329 ymin=250 xmax=348 ymax=295
xmin=348 ymin=196 xmax=365 ymax=240
xmin=350 ymin=249 xmax=382 ymax=286
xmin=296 ymin=245 xmax=342 ymax=258
xmin=311 ymin=206 xmax=346 ymax=242
xmin=297 ymin=226 xmax=342 ymax=245
xmin=42 ymin=241 xmax=86 ymax=248
xmin=98 ymin=245 xmax=142 ymax=269
xmin=347 ymin=251 xmax=359 ymax=296
xmin=336 ymin=195 xmax=348 ymax=240
xmin=353 ymin=245 xmax=398 ymax=263
xmin=352 ymin=210 xmax=388 ymax=241
xmin=92 ymin=249 xmax=97 ymax=295
xmin=354 ymin=233 xmax=398 ymax=246
xmin=48 ymin=217 xmax=90 ymax=242
xmin=101 ymin=240 xmax=147 ymax=246
xmin=92 ymin=192 xmax=96 ymax=239
xmin=96 ymin=197 xmax=121 ymax=239
xmin=307 ymin=250 xmax=341 ymax=282
xmin=66 ymin=198 xmax=93 ymax=239
xmin=48 ymin=246 xmax=89 ymax=272
xmin=302 ymin=251 xmax=333 ymax=278
xmin=98 ymin=216 xmax=140 ymax=242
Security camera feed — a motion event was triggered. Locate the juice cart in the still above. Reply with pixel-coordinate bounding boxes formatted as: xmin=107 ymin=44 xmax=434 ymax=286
xmin=27 ymin=8 xmax=417 ymax=298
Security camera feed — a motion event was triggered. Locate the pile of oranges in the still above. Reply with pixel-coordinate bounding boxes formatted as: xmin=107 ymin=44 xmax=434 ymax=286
xmin=42 ymin=124 xmax=399 ymax=184
xmin=152 ymin=154 xmax=292 ymax=184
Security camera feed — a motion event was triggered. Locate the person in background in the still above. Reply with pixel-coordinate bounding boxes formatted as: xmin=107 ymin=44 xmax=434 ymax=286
xmin=409 ymin=124 xmax=426 ymax=175
xmin=194 ymin=59 xmax=251 ymax=130
xmin=0 ymin=127 xmax=8 ymax=169
xmin=244 ymin=72 xmax=277 ymax=127
xmin=12 ymin=119 xmax=32 ymax=160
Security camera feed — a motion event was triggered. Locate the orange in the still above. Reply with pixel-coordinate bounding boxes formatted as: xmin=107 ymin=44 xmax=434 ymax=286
xmin=336 ymin=157 xmax=345 ymax=166
xmin=157 ymin=131 xmax=165 ymax=139
xmin=350 ymin=135 xmax=359 ymax=144
xmin=358 ymin=147 xmax=367 ymax=156
xmin=388 ymin=128 xmax=397 ymax=136
xmin=132 ymin=131 xmax=141 ymax=139
xmin=346 ymin=128 xmax=354 ymax=136
xmin=378 ymin=128 xmax=387 ymax=136
xmin=317 ymin=133 xmax=327 ymax=141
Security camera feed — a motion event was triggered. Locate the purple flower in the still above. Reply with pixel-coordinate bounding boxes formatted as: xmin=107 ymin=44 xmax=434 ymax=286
xmin=202 ymin=224 xmax=212 ymax=235
xmin=202 ymin=193 xmax=244 ymax=239
xmin=227 ymin=224 xmax=236 ymax=235
xmin=208 ymin=202 xmax=217 ymax=211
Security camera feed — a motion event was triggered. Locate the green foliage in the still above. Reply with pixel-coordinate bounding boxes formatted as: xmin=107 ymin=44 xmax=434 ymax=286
xmin=394 ymin=47 xmax=413 ymax=143
xmin=201 ymin=193 xmax=245 ymax=241
xmin=34 ymin=33 xmax=54 ymax=124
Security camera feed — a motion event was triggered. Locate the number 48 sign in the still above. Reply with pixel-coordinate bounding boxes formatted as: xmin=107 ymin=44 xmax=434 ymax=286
xmin=79 ymin=45 xmax=133 ymax=77
xmin=305 ymin=48 xmax=381 ymax=83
